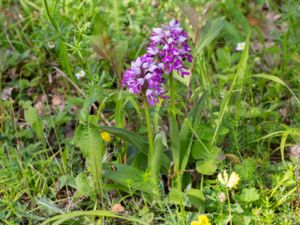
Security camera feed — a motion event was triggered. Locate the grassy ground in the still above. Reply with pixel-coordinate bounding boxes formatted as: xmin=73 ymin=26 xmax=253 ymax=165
xmin=1 ymin=0 xmax=300 ymax=224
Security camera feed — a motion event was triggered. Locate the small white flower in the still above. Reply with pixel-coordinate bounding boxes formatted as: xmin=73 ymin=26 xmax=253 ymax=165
xmin=220 ymin=90 xmax=226 ymax=99
xmin=235 ymin=42 xmax=245 ymax=51
xmin=83 ymin=22 xmax=91 ymax=33
xmin=48 ymin=41 xmax=55 ymax=49
xmin=75 ymin=70 xmax=86 ymax=79
xmin=218 ymin=192 xmax=226 ymax=203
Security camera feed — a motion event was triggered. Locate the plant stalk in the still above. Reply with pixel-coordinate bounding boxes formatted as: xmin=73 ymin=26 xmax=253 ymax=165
xmin=169 ymin=73 xmax=186 ymax=224
xmin=225 ymin=188 xmax=232 ymax=225
xmin=169 ymin=72 xmax=176 ymax=117
xmin=144 ymin=96 xmax=154 ymax=166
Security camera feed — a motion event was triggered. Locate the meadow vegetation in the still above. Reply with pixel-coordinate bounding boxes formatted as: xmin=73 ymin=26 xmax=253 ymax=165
xmin=1 ymin=0 xmax=300 ymax=224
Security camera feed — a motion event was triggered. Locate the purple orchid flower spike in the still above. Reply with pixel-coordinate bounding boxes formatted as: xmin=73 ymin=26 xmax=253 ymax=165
xmin=147 ymin=19 xmax=192 ymax=77
xmin=122 ymin=54 xmax=166 ymax=106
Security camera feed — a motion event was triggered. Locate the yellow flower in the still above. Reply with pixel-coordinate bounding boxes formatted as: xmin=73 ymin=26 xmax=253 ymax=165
xmin=218 ymin=170 xmax=240 ymax=189
xmin=191 ymin=215 xmax=211 ymax=225
xmin=100 ymin=131 xmax=112 ymax=143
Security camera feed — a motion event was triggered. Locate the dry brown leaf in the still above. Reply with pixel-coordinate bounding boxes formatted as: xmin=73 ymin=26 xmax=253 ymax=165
xmin=1 ymin=87 xmax=14 ymax=100
xmin=51 ymin=94 xmax=65 ymax=111
xmin=34 ymin=94 xmax=47 ymax=115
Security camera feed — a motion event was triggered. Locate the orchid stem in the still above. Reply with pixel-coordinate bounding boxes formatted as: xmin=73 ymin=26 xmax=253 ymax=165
xmin=169 ymin=73 xmax=186 ymax=224
xmin=144 ymin=96 xmax=154 ymax=167
xmin=170 ymin=72 xmax=176 ymax=116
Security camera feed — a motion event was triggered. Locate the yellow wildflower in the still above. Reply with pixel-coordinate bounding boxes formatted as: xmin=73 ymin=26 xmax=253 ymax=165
xmin=100 ymin=131 xmax=112 ymax=143
xmin=191 ymin=215 xmax=211 ymax=225
xmin=218 ymin=170 xmax=240 ymax=189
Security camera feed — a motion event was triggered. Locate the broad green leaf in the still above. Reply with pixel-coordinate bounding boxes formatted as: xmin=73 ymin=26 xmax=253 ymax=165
xmin=231 ymin=203 xmax=244 ymax=213
xmin=75 ymin=173 xmax=94 ymax=199
xmin=192 ymin=143 xmax=222 ymax=161
xmin=103 ymin=163 xmax=153 ymax=194
xmin=149 ymin=133 xmax=164 ymax=176
xmin=58 ymin=175 xmax=76 ymax=190
xmin=233 ymin=215 xmax=252 ymax=225
xmin=239 ymin=187 xmax=259 ymax=203
xmin=23 ymin=102 xmax=43 ymax=141
xmin=195 ymin=17 xmax=225 ymax=55
xmin=79 ymin=93 xmax=101 ymax=123
xmin=153 ymin=100 xmax=162 ymax=133
xmin=100 ymin=126 xmax=148 ymax=153
xmin=180 ymin=92 xmax=208 ymax=170
xmin=75 ymin=119 xmax=105 ymax=197
xmin=100 ymin=126 xmax=170 ymax=171
xmin=186 ymin=188 xmax=205 ymax=208
xmin=235 ymin=158 xmax=256 ymax=181
xmin=175 ymin=0 xmax=200 ymax=33
xmin=167 ymin=188 xmax=191 ymax=207
xmin=196 ymin=159 xmax=217 ymax=175
xmin=169 ymin=114 xmax=180 ymax=172
xmin=115 ymin=92 xmax=125 ymax=128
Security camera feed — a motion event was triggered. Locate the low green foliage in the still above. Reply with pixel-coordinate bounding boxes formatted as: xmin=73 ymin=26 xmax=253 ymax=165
xmin=1 ymin=0 xmax=300 ymax=224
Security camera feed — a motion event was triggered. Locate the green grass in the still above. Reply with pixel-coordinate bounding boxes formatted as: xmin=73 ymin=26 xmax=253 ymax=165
xmin=1 ymin=0 xmax=300 ymax=224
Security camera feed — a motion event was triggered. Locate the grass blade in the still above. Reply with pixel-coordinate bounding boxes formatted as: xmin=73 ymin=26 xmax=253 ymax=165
xmin=41 ymin=210 xmax=148 ymax=225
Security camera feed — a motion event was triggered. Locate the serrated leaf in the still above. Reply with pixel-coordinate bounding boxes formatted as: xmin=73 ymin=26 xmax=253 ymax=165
xmin=75 ymin=119 xmax=104 ymax=196
xmin=239 ymin=187 xmax=259 ymax=203
xmin=75 ymin=173 xmax=94 ymax=199
xmin=235 ymin=158 xmax=256 ymax=181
